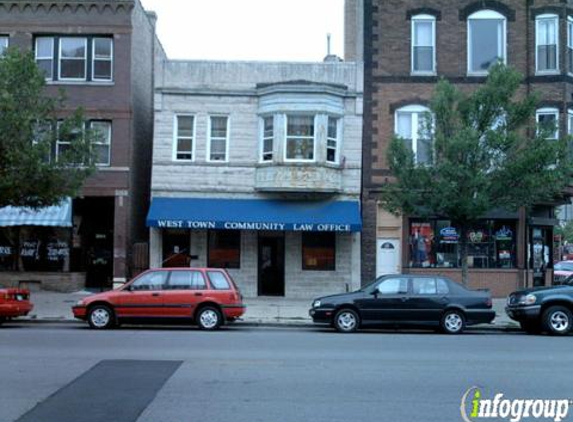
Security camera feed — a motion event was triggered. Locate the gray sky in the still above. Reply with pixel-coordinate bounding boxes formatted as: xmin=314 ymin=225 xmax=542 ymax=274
xmin=139 ymin=0 xmax=344 ymax=61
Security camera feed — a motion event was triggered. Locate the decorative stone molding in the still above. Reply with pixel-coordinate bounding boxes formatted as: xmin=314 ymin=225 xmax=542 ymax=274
xmin=0 ymin=1 xmax=134 ymax=14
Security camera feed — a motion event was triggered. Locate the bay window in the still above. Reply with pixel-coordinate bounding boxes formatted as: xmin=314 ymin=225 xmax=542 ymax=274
xmin=327 ymin=117 xmax=340 ymax=163
xmin=467 ymin=10 xmax=506 ymax=75
xmin=536 ymin=108 xmax=559 ymax=140
xmin=261 ymin=116 xmax=274 ymax=162
xmin=285 ymin=115 xmax=315 ymax=161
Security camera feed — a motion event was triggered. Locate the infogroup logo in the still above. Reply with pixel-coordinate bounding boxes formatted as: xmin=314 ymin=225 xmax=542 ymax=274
xmin=460 ymin=387 xmax=572 ymax=422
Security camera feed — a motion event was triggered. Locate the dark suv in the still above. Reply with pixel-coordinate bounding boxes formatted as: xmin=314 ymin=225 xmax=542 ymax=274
xmin=506 ymin=281 xmax=573 ymax=335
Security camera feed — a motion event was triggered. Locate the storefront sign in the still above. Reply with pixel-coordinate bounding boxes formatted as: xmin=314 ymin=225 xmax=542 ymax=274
xmin=0 ymin=246 xmax=12 ymax=257
xmin=155 ymin=220 xmax=352 ymax=232
xmin=20 ymin=241 xmax=40 ymax=259
xmin=468 ymin=230 xmax=487 ymax=243
xmin=495 ymin=226 xmax=513 ymax=241
xmin=47 ymin=241 xmax=70 ymax=261
xmin=440 ymin=227 xmax=459 ymax=243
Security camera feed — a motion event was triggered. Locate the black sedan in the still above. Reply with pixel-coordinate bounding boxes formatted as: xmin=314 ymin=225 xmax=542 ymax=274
xmin=309 ymin=274 xmax=495 ymax=334
xmin=506 ymin=281 xmax=573 ymax=336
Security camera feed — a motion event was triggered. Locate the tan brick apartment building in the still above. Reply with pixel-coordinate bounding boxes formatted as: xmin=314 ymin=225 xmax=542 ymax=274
xmin=0 ymin=0 xmax=160 ymax=291
xmin=360 ymin=0 xmax=573 ymax=297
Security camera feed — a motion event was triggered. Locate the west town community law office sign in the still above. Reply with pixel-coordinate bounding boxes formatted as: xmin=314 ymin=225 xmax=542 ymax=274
xmin=155 ymin=220 xmax=354 ymax=232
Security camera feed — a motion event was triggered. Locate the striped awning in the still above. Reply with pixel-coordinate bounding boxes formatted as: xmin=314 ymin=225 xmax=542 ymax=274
xmin=0 ymin=198 xmax=72 ymax=227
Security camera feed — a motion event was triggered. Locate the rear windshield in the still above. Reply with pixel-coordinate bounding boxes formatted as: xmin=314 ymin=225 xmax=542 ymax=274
xmin=207 ymin=271 xmax=231 ymax=290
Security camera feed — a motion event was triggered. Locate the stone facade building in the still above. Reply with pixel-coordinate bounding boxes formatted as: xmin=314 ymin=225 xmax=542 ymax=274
xmin=0 ymin=0 xmax=159 ymax=291
xmin=362 ymin=0 xmax=573 ymax=297
xmin=148 ymin=60 xmax=363 ymax=298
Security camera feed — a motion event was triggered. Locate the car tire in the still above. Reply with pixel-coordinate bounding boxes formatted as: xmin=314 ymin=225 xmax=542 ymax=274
xmin=87 ymin=305 xmax=115 ymax=330
xmin=440 ymin=310 xmax=465 ymax=334
xmin=542 ymin=306 xmax=572 ymax=336
xmin=519 ymin=321 xmax=542 ymax=335
xmin=333 ymin=308 xmax=360 ymax=333
xmin=196 ymin=306 xmax=222 ymax=330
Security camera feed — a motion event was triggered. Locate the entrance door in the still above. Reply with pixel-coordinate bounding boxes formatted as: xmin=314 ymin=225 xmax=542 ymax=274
xmin=376 ymin=238 xmax=400 ymax=277
xmin=258 ymin=233 xmax=285 ymax=296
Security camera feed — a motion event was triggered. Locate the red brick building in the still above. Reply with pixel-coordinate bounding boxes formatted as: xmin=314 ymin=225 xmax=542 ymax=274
xmin=361 ymin=0 xmax=573 ymax=296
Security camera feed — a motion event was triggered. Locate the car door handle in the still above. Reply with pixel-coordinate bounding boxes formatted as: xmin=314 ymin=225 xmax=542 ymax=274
xmin=194 ymin=292 xmax=203 ymax=297
xmin=151 ymin=293 xmax=160 ymax=297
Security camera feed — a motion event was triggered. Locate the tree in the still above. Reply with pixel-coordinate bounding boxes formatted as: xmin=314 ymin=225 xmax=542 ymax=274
xmin=0 ymin=48 xmax=97 ymax=209
xmin=380 ymin=64 xmax=572 ymax=285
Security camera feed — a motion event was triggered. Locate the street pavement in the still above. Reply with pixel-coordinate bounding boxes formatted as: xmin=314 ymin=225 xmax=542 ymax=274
xmin=20 ymin=290 xmax=517 ymax=329
xmin=0 ymin=324 xmax=570 ymax=422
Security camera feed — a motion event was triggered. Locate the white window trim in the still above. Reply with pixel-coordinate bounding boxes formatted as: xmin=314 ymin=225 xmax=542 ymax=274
xmin=467 ymin=10 xmax=507 ymax=76
xmin=284 ymin=114 xmax=317 ymax=163
xmin=58 ymin=37 xmax=87 ymax=82
xmin=568 ymin=109 xmax=573 ymax=136
xmin=326 ymin=116 xmax=342 ymax=164
xmin=0 ymin=35 xmax=8 ymax=55
xmin=536 ymin=107 xmax=560 ymax=139
xmin=207 ymin=115 xmax=230 ymax=163
xmin=35 ymin=37 xmax=54 ymax=81
xmin=411 ymin=14 xmax=436 ymax=75
xmin=92 ymin=37 xmax=113 ymax=82
xmin=90 ymin=121 xmax=112 ymax=167
xmin=395 ymin=105 xmax=432 ymax=164
xmin=259 ymin=115 xmax=274 ymax=163
xmin=536 ymin=14 xmax=560 ymax=75
xmin=172 ymin=114 xmax=196 ymax=162
xmin=564 ymin=16 xmax=573 ymax=75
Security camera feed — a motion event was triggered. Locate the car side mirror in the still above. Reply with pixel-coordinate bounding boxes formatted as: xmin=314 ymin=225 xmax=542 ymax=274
xmin=370 ymin=289 xmax=379 ymax=297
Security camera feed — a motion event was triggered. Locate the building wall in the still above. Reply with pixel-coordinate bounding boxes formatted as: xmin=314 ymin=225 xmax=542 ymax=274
xmin=363 ymin=0 xmax=572 ymax=293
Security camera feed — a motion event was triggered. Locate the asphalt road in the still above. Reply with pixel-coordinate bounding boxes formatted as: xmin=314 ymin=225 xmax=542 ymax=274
xmin=0 ymin=323 xmax=571 ymax=422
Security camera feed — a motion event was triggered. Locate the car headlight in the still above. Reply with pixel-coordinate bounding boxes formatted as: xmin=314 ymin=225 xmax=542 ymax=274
xmin=312 ymin=300 xmax=322 ymax=308
xmin=75 ymin=300 xmax=85 ymax=307
xmin=518 ymin=294 xmax=537 ymax=306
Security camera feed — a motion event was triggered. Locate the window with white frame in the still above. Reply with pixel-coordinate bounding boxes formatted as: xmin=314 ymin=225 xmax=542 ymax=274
xmin=568 ymin=18 xmax=573 ymax=74
xmin=56 ymin=121 xmax=85 ymax=162
xmin=35 ymin=37 xmax=54 ymax=80
xmin=467 ymin=10 xmax=506 ymax=74
xmin=536 ymin=14 xmax=559 ymax=73
xmin=174 ymin=115 xmax=194 ymax=161
xmin=286 ymin=115 xmax=315 ymax=161
xmin=0 ymin=36 xmax=8 ymax=55
xmin=395 ymin=105 xmax=432 ymax=164
xmin=35 ymin=36 xmax=113 ymax=82
xmin=327 ymin=116 xmax=340 ymax=163
xmin=568 ymin=109 xmax=573 ymax=136
xmin=208 ymin=115 xmax=229 ymax=162
xmin=90 ymin=121 xmax=111 ymax=166
xmin=536 ymin=108 xmax=559 ymax=140
xmin=59 ymin=37 xmax=87 ymax=80
xmin=261 ymin=116 xmax=274 ymax=162
xmin=92 ymin=38 xmax=113 ymax=81
xmin=411 ymin=15 xmax=436 ymax=74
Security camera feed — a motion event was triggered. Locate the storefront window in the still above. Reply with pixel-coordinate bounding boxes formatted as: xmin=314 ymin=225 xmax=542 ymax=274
xmin=162 ymin=229 xmax=190 ymax=268
xmin=208 ymin=230 xmax=241 ymax=269
xmin=409 ymin=220 xmax=516 ymax=269
xmin=302 ymin=232 xmax=335 ymax=271
xmin=0 ymin=227 xmax=71 ymax=272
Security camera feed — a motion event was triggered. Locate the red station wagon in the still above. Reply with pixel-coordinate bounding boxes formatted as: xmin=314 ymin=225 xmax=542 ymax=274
xmin=0 ymin=288 xmax=33 ymax=325
xmin=72 ymin=268 xmax=245 ymax=330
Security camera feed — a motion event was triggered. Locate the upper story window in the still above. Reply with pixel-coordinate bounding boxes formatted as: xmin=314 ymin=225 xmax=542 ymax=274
xmin=411 ymin=15 xmax=436 ymax=74
xmin=536 ymin=108 xmax=559 ymax=140
xmin=327 ymin=116 xmax=341 ymax=163
xmin=285 ymin=115 xmax=315 ymax=161
xmin=90 ymin=121 xmax=112 ymax=166
xmin=174 ymin=115 xmax=195 ymax=161
xmin=395 ymin=105 xmax=432 ymax=165
xmin=568 ymin=109 xmax=573 ymax=136
xmin=260 ymin=116 xmax=274 ymax=162
xmin=536 ymin=15 xmax=559 ymax=73
xmin=467 ymin=10 xmax=506 ymax=75
xmin=567 ymin=17 xmax=573 ymax=74
xmin=208 ymin=115 xmax=229 ymax=162
xmin=34 ymin=36 xmax=113 ymax=82
xmin=0 ymin=36 xmax=8 ymax=55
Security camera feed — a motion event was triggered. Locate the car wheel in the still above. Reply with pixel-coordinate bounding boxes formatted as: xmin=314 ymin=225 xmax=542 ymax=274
xmin=542 ymin=306 xmax=572 ymax=336
xmin=197 ymin=306 xmax=222 ymax=330
xmin=333 ymin=308 xmax=360 ymax=333
xmin=440 ymin=310 xmax=465 ymax=334
xmin=87 ymin=305 xmax=115 ymax=330
xmin=519 ymin=321 xmax=542 ymax=335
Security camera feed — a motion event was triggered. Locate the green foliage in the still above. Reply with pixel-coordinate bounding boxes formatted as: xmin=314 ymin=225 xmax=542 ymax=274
xmin=381 ymin=64 xmax=572 ymax=224
xmin=0 ymin=48 xmax=97 ymax=208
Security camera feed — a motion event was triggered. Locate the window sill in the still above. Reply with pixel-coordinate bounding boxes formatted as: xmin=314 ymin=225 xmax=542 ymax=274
xmin=535 ymin=70 xmax=560 ymax=76
xmin=410 ymin=71 xmax=437 ymax=77
xmin=45 ymin=80 xmax=115 ymax=86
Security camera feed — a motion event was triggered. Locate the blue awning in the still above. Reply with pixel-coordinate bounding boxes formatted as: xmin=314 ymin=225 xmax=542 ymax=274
xmin=146 ymin=198 xmax=361 ymax=232
xmin=0 ymin=198 xmax=72 ymax=227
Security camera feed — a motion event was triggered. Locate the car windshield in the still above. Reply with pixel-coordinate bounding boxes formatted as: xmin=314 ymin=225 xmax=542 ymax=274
xmin=554 ymin=262 xmax=573 ymax=272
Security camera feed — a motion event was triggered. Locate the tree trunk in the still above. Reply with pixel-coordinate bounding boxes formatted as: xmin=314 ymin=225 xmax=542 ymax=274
xmin=459 ymin=224 xmax=469 ymax=286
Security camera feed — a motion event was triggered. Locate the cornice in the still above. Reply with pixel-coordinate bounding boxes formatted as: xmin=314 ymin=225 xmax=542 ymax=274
xmin=0 ymin=1 xmax=134 ymax=14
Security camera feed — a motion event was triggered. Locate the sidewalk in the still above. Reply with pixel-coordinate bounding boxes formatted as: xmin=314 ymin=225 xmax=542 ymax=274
xmin=19 ymin=290 xmax=519 ymax=330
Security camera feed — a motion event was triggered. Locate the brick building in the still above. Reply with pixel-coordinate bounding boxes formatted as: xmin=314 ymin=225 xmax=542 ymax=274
xmin=361 ymin=0 xmax=573 ymax=297
xmin=0 ymin=0 xmax=159 ymax=291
